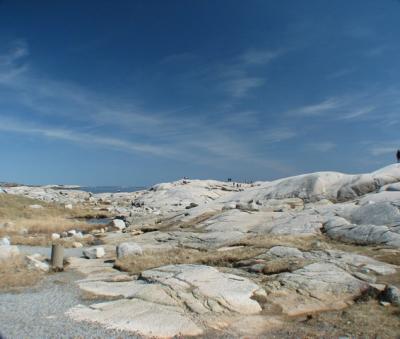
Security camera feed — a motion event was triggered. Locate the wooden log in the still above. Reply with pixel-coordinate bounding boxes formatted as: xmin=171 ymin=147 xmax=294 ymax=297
xmin=51 ymin=244 xmax=64 ymax=271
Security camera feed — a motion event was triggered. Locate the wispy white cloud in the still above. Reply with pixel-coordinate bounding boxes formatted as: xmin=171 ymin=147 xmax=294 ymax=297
xmin=338 ymin=106 xmax=375 ymax=120
xmin=367 ymin=138 xmax=400 ymax=157
xmin=174 ymin=48 xmax=284 ymax=100
xmin=220 ymin=48 xmax=284 ymax=98
xmin=287 ymin=93 xmax=387 ymax=123
xmin=306 ymin=142 xmax=336 ymax=152
xmin=0 ymin=39 xmax=29 ymax=83
xmin=222 ymin=76 xmax=264 ymax=98
xmin=0 ymin=40 xmax=293 ymax=174
xmin=370 ymin=146 xmax=397 ymax=156
xmin=365 ymin=45 xmax=388 ymax=58
xmin=327 ymin=68 xmax=356 ymax=79
xmin=261 ymin=127 xmax=298 ymax=143
xmin=0 ymin=117 xmax=175 ymax=157
xmin=289 ymin=98 xmax=344 ymax=117
xmin=241 ymin=49 xmax=283 ymax=65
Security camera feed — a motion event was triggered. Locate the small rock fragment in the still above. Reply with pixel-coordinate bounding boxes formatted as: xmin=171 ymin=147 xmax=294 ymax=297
xmin=381 ymin=285 xmax=400 ymax=306
xmin=51 ymin=233 xmax=60 ymax=241
xmin=83 ymin=246 xmax=105 ymax=259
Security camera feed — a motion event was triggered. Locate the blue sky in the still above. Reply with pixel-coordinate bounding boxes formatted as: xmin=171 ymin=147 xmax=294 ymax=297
xmin=1 ymin=0 xmax=400 ymax=186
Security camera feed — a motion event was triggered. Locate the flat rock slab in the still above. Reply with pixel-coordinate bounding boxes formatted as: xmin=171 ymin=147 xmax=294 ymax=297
xmin=67 ymin=298 xmax=203 ymax=338
xmin=266 ymin=263 xmax=369 ymax=316
xmin=141 ymin=264 xmax=265 ymax=314
xmin=67 ymin=264 xmax=265 ymax=337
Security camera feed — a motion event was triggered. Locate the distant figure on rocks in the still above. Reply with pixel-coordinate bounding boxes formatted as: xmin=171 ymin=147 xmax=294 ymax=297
xmin=397 ymin=150 xmax=400 ymax=163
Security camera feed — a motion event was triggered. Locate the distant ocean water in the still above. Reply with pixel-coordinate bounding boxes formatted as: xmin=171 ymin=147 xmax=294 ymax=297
xmin=78 ymin=186 xmax=147 ymax=194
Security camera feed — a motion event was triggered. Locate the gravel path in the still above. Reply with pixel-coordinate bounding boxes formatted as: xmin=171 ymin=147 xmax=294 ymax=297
xmin=0 ymin=271 xmax=140 ymax=339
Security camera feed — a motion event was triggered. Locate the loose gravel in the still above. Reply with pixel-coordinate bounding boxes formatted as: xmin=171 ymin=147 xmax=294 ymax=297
xmin=0 ymin=271 xmax=140 ymax=339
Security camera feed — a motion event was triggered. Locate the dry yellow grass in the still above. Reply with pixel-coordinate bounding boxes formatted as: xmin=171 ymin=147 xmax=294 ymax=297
xmin=0 ymin=194 xmax=109 ymax=241
xmin=263 ymin=300 xmax=400 ymax=338
xmin=115 ymin=246 xmax=265 ymax=274
xmin=0 ymin=255 xmax=43 ymax=292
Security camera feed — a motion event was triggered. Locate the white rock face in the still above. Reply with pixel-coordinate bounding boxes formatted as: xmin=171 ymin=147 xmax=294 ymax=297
xmin=116 ymin=242 xmax=143 ymax=259
xmin=131 ymin=179 xmax=247 ymax=215
xmin=0 ymin=245 xmax=19 ymax=261
xmin=68 ymin=299 xmax=203 ymax=338
xmin=83 ymin=247 xmax=105 ymax=259
xmin=3 ymin=186 xmax=90 ymax=204
xmin=67 ymin=263 xmax=265 ymax=337
xmin=267 ymin=263 xmax=369 ymax=316
xmin=67 ymin=230 xmax=76 ymax=236
xmin=324 ymin=217 xmax=400 ymax=248
xmin=141 ymin=264 xmax=265 ymax=314
xmin=65 ymin=204 xmax=73 ymax=210
xmin=6 ymin=165 xmax=397 ymax=337
xmin=109 ymin=219 xmax=126 ymax=230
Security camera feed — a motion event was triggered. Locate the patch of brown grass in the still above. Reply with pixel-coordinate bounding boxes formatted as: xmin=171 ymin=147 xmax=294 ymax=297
xmin=115 ymin=246 xmax=265 ymax=274
xmin=8 ymin=233 xmax=98 ymax=247
xmin=0 ymin=255 xmax=43 ymax=292
xmin=232 ymin=234 xmax=318 ymax=252
xmin=267 ymin=300 xmax=400 ymax=338
xmin=261 ymin=258 xmax=308 ymax=275
xmin=0 ymin=194 xmax=108 ymax=239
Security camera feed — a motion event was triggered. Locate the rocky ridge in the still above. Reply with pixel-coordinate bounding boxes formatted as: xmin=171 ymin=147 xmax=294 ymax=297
xmin=1 ymin=164 xmax=400 ymax=337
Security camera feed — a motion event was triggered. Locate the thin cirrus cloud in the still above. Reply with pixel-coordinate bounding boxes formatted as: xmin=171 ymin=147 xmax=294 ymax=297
xmin=240 ymin=49 xmax=283 ymax=65
xmin=223 ymin=76 xmax=265 ymax=98
xmin=306 ymin=142 xmax=336 ymax=153
xmin=0 ymin=40 xmax=295 ymax=173
xmin=181 ymin=48 xmax=284 ymax=99
xmin=289 ymin=98 xmax=344 ymax=117
xmin=0 ymin=117 xmax=175 ymax=157
xmin=287 ymin=94 xmax=393 ymax=123
xmin=369 ymin=143 xmax=400 ymax=157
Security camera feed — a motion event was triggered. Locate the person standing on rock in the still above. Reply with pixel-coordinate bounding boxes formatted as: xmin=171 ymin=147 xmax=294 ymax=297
xmin=397 ymin=150 xmax=400 ymax=163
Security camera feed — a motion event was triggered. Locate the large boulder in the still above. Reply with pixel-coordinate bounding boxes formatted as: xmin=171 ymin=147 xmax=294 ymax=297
xmin=83 ymin=246 xmax=105 ymax=259
xmin=116 ymin=242 xmax=143 ymax=259
xmin=324 ymin=217 xmax=400 ymax=248
xmin=109 ymin=219 xmax=126 ymax=230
